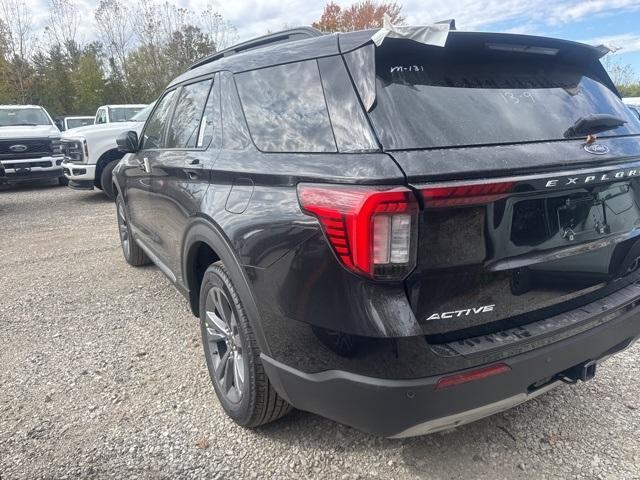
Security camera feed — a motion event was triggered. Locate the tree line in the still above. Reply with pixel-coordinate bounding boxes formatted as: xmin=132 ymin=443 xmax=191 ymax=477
xmin=0 ymin=0 xmax=639 ymax=120
xmin=0 ymin=0 xmax=237 ymax=117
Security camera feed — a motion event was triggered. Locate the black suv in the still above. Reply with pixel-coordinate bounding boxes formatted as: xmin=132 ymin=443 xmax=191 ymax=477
xmin=113 ymin=27 xmax=640 ymax=437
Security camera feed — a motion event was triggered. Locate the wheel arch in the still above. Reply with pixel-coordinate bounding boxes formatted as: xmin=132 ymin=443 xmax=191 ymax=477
xmin=94 ymin=149 xmax=124 ymax=188
xmin=183 ymin=218 xmax=271 ymax=355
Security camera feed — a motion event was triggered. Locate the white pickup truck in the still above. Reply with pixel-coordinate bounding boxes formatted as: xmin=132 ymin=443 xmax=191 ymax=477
xmin=0 ymin=105 xmax=65 ymax=185
xmin=624 ymin=97 xmax=640 ymax=119
xmin=60 ymin=104 xmax=151 ymax=199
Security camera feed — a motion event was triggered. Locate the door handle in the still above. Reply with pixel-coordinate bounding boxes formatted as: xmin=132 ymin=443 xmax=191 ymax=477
xmin=188 ymin=159 xmax=200 ymax=165
xmin=138 ymin=157 xmax=150 ymax=173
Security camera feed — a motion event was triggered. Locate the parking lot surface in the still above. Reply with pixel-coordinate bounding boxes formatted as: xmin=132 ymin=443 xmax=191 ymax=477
xmin=1 ymin=182 xmax=639 ymax=479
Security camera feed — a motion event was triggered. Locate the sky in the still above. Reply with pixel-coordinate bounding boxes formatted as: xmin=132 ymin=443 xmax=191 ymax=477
xmin=22 ymin=0 xmax=640 ymax=73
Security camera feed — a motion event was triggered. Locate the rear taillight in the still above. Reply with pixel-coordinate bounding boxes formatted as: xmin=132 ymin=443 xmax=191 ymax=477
xmin=421 ymin=181 xmax=515 ymax=207
xmin=297 ymin=184 xmax=418 ymax=280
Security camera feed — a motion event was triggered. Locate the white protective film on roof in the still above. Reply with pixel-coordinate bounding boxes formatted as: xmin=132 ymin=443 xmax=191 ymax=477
xmin=371 ymin=14 xmax=452 ymax=47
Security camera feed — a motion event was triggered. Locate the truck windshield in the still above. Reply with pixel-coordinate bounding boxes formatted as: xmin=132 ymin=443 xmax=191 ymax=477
xmin=108 ymin=106 xmax=145 ymax=122
xmin=0 ymin=108 xmax=51 ymax=127
xmin=364 ymin=38 xmax=640 ymax=150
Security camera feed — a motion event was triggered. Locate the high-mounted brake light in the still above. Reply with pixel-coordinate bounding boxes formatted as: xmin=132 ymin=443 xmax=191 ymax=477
xmin=421 ymin=181 xmax=516 ymax=208
xmin=297 ymin=184 xmax=418 ymax=280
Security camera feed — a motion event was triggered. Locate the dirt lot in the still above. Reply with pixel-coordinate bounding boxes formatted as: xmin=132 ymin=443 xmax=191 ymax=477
xmin=1 ymin=182 xmax=639 ymax=479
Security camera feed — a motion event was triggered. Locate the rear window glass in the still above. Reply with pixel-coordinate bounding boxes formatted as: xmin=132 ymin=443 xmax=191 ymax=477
xmin=108 ymin=107 xmax=145 ymax=122
xmin=365 ymin=39 xmax=640 ymax=150
xmin=235 ymin=60 xmax=336 ymax=153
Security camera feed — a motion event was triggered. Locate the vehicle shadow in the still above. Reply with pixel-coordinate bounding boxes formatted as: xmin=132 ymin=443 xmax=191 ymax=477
xmin=73 ymin=190 xmax=113 ymax=205
xmin=0 ymin=179 xmax=62 ymax=193
xmin=248 ymin=384 xmax=586 ymax=477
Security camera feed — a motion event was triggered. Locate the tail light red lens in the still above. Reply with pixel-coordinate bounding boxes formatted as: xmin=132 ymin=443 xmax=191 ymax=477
xmin=421 ymin=181 xmax=515 ymax=207
xmin=297 ymin=184 xmax=418 ymax=280
xmin=435 ymin=363 xmax=511 ymax=390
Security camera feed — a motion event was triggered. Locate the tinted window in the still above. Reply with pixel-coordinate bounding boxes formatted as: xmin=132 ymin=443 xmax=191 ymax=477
xmin=198 ymin=76 xmax=221 ymax=148
xmin=365 ymin=39 xmax=640 ymax=149
xmin=343 ymin=44 xmax=376 ymax=111
xmin=166 ymin=79 xmax=212 ymax=149
xmin=220 ymin=71 xmax=253 ymax=151
xmin=141 ymin=90 xmax=177 ymax=149
xmin=235 ymin=60 xmax=336 ymax=152
xmin=318 ymin=56 xmax=378 ymax=153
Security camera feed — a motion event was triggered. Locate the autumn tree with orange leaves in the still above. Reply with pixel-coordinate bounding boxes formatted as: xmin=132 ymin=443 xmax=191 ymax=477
xmin=312 ymin=1 xmax=405 ymax=32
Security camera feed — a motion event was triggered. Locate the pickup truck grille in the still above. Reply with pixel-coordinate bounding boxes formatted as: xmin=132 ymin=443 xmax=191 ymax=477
xmin=0 ymin=139 xmax=53 ymax=160
xmin=3 ymin=160 xmax=53 ymax=169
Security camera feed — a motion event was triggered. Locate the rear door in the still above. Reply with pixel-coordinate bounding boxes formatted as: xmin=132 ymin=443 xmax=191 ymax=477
xmin=124 ymin=89 xmax=177 ymax=253
xmin=343 ymin=33 xmax=640 ymax=342
xmin=148 ymin=76 xmax=220 ymax=283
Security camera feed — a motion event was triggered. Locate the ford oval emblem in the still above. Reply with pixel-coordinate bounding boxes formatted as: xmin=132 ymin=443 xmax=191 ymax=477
xmin=9 ymin=144 xmax=28 ymax=152
xmin=584 ymin=143 xmax=609 ymax=155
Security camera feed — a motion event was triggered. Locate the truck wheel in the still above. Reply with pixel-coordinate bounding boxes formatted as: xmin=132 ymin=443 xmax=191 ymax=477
xmin=100 ymin=161 xmax=118 ymax=200
xmin=200 ymin=262 xmax=292 ymax=427
xmin=116 ymin=194 xmax=150 ymax=266
xmin=58 ymin=176 xmax=68 ymax=186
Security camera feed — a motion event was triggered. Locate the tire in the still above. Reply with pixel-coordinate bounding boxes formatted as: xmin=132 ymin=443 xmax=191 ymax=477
xmin=100 ymin=161 xmax=118 ymax=200
xmin=200 ymin=262 xmax=291 ymax=427
xmin=116 ymin=194 xmax=150 ymax=266
xmin=58 ymin=176 xmax=68 ymax=186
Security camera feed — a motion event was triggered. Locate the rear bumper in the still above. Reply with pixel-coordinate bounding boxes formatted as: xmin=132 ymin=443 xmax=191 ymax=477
xmin=261 ymin=305 xmax=640 ymax=438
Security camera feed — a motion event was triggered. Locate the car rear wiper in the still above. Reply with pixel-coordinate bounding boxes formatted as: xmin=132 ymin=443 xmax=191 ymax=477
xmin=563 ymin=114 xmax=627 ymax=138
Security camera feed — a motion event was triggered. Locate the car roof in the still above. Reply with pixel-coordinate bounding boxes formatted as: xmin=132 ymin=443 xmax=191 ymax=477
xmin=169 ymin=28 xmax=606 ymax=88
xmin=623 ymin=97 xmax=640 ymax=106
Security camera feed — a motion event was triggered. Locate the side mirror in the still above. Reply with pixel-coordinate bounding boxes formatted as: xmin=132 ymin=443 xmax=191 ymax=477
xmin=117 ymin=130 xmax=139 ymax=153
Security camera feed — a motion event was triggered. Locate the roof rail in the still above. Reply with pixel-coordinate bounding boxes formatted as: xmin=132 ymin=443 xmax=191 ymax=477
xmin=190 ymin=27 xmax=323 ymax=70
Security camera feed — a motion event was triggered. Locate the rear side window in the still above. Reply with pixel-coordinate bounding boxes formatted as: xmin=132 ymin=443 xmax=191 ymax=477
xmin=318 ymin=56 xmax=378 ymax=152
xmin=141 ymin=90 xmax=177 ymax=149
xmin=220 ymin=71 xmax=253 ymax=151
xmin=166 ymin=79 xmax=213 ymax=149
xmin=235 ymin=60 xmax=336 ymax=152
xmin=363 ymin=38 xmax=640 ymax=149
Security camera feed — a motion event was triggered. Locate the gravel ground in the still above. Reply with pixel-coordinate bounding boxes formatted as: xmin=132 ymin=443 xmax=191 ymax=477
xmin=1 ymin=181 xmax=639 ymax=480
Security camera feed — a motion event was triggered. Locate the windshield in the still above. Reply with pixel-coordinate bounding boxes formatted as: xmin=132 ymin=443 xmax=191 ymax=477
xmin=0 ymin=107 xmax=52 ymax=127
xmin=108 ymin=106 xmax=145 ymax=122
xmin=130 ymin=103 xmax=154 ymax=122
xmin=66 ymin=118 xmax=93 ymax=129
xmin=360 ymin=39 xmax=640 ymax=150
